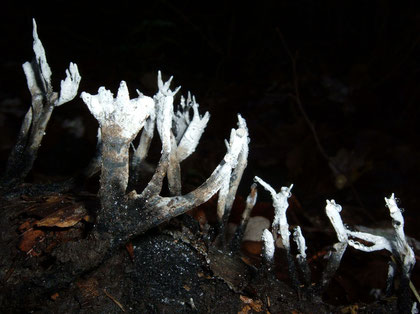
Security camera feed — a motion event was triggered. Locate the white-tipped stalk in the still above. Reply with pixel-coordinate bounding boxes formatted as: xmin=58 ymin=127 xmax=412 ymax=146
xmin=293 ymin=226 xmax=307 ymax=260
xmin=81 ymin=81 xmax=154 ymax=141
xmin=254 ymin=176 xmax=293 ymax=250
xmin=175 ymin=94 xmax=210 ymax=162
xmin=217 ymin=120 xmax=249 ymax=225
xmin=1 ymin=18 xmax=81 ymax=186
xmin=31 ymin=18 xmax=52 ymax=94
xmin=293 ymin=226 xmax=311 ymax=285
xmin=325 ymin=200 xmax=348 ymax=243
xmin=262 ymin=228 xmax=275 ymax=264
xmin=55 ymin=62 xmax=81 ymax=106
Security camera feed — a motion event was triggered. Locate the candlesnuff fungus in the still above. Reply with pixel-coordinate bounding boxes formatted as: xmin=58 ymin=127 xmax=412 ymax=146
xmin=254 ymin=175 xmax=417 ymax=311
xmin=1 ymin=19 xmax=418 ymax=313
xmin=254 ymin=176 xmax=293 ymax=249
xmin=293 ymin=226 xmax=311 ymax=286
xmin=321 ymin=199 xmax=349 ymax=292
xmin=80 ymin=73 xmax=249 ymax=244
xmin=326 ymin=194 xmax=416 ymax=311
xmin=173 ymin=91 xmax=210 ymax=163
xmin=254 ymin=177 xmax=300 ymax=289
xmin=1 ymin=19 xmax=81 ymax=186
xmin=262 ymin=228 xmax=275 ymax=264
xmin=326 ymin=195 xmax=415 ymax=284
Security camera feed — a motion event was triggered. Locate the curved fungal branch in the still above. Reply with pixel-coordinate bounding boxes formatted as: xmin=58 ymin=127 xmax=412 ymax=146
xmin=81 ymin=74 xmax=249 ymax=246
xmin=131 ymin=115 xmax=249 ymax=238
xmin=326 ymin=195 xmax=416 ymax=311
xmin=218 ymin=115 xmax=249 ymax=224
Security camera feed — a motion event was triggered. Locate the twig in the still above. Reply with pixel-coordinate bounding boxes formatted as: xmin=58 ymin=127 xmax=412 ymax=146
xmin=103 ymin=289 xmax=125 ymax=312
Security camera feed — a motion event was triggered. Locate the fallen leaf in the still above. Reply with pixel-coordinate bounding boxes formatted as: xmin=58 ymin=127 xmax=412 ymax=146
xmin=238 ymin=304 xmax=252 ymax=314
xmin=35 ymin=204 xmax=90 ymax=228
xmin=18 ymin=229 xmax=44 ymax=253
xmin=240 ymin=295 xmax=263 ymax=312
xmin=18 ymin=221 xmax=33 ymax=232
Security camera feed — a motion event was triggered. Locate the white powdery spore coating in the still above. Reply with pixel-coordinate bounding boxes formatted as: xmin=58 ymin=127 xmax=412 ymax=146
xmin=154 ymin=71 xmax=181 ymax=153
xmin=325 ymin=199 xmax=348 ymax=243
xmin=385 ymin=193 xmax=406 ymax=240
xmin=293 ymin=226 xmax=307 ymax=259
xmin=272 ymin=185 xmax=293 ymax=235
xmin=412 ymin=302 xmax=418 ymax=314
xmin=55 ymin=62 xmax=81 ymax=106
xmin=385 ymin=193 xmax=415 ymax=269
xmin=156 ymin=94 xmax=174 ymax=153
xmin=81 ymin=81 xmax=154 ymax=140
xmin=22 ymin=61 xmax=39 ymax=94
xmin=254 ymin=176 xmax=293 ymax=249
xmin=31 ymin=19 xmax=52 ymax=91
xmin=262 ymin=229 xmax=275 ymax=262
xmin=236 ymin=114 xmax=250 ymax=158
xmin=223 ymin=128 xmax=247 ymax=166
xmin=176 ymin=101 xmax=210 ymax=162
xmin=216 ymin=174 xmax=231 ymax=220
xmin=347 ymin=231 xmax=392 ymax=252
xmin=173 ymin=93 xmax=192 ymax=142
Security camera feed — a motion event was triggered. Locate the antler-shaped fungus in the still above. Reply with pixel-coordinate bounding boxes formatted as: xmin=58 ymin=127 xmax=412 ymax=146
xmin=81 ymin=74 xmax=249 ymax=245
xmin=1 ymin=19 xmax=81 ymax=186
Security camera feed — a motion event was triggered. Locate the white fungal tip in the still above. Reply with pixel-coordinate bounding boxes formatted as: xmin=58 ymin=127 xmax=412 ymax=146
xmin=262 ymin=229 xmax=275 ymax=262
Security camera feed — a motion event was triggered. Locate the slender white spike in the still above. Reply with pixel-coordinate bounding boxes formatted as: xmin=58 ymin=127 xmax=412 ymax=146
xmin=32 ymin=19 xmax=52 ymax=93
xmin=262 ymin=229 xmax=275 ymax=263
xmin=293 ymin=226 xmax=307 ymax=259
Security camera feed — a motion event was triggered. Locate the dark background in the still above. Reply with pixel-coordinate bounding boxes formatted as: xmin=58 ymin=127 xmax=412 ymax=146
xmin=0 ymin=0 xmax=419 ymax=305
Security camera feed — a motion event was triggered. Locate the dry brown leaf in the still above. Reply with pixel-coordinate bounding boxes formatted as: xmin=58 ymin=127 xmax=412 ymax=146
xmin=18 ymin=229 xmax=44 ymax=253
xmin=240 ymin=295 xmax=263 ymax=312
xmin=238 ymin=304 xmax=252 ymax=314
xmin=18 ymin=221 xmax=33 ymax=232
xmin=35 ymin=204 xmax=89 ymax=228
